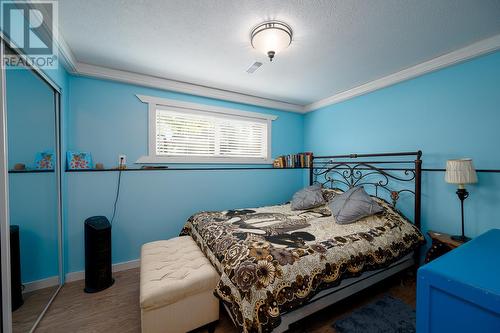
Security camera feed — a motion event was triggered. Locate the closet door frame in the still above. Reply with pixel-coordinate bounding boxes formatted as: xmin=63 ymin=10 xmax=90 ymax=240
xmin=0 ymin=37 xmax=13 ymax=333
xmin=0 ymin=36 xmax=64 ymax=333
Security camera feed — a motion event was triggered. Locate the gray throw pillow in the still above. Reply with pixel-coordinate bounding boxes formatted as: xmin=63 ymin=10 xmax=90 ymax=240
xmin=328 ymin=186 xmax=383 ymax=224
xmin=291 ymin=184 xmax=326 ymax=211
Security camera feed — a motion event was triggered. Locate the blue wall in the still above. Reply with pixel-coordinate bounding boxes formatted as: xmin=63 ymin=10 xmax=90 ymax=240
xmin=6 ymin=68 xmax=59 ymax=283
xmin=304 ymin=50 xmax=500 ymax=239
xmin=48 ymin=48 xmax=500 ymax=275
xmin=65 ymin=77 xmax=305 ymax=273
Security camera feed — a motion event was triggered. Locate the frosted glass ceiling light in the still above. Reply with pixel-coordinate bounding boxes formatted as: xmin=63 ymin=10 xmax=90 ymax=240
xmin=251 ymin=21 xmax=292 ymax=62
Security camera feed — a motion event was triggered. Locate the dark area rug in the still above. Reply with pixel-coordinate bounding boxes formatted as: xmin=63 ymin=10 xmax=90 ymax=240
xmin=333 ymin=295 xmax=416 ymax=333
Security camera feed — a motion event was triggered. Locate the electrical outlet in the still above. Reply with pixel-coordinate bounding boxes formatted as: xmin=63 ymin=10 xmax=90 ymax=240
xmin=118 ymin=154 xmax=127 ymax=167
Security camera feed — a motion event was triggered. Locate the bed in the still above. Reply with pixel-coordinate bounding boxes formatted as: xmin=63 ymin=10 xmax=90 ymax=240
xmin=181 ymin=151 xmax=425 ymax=332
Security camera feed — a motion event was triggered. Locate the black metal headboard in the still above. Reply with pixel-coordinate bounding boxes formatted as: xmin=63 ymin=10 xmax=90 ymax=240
xmin=309 ymin=151 xmax=422 ymax=230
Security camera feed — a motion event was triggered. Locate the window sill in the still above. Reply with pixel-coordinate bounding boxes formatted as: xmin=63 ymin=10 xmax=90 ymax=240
xmin=135 ymin=155 xmax=273 ymax=165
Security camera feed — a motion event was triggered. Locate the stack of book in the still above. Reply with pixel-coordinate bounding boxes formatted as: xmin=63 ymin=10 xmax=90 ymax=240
xmin=273 ymin=152 xmax=313 ymax=168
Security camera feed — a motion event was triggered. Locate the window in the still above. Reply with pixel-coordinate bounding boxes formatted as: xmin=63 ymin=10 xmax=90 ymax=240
xmin=136 ymin=95 xmax=277 ymax=164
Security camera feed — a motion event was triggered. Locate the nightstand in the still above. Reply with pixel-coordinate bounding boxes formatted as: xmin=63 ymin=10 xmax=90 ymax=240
xmin=425 ymin=230 xmax=465 ymax=263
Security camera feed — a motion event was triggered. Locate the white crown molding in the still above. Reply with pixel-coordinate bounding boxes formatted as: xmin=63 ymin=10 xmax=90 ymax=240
xmin=57 ymin=31 xmax=500 ymax=114
xmin=305 ymin=34 xmax=500 ymax=112
xmin=56 ymin=33 xmax=78 ymax=73
xmin=73 ymin=62 xmax=306 ymax=113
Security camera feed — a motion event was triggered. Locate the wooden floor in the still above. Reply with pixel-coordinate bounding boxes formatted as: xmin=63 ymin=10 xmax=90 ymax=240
xmin=12 ymin=286 xmax=58 ymax=333
xmin=36 ymin=268 xmax=416 ymax=333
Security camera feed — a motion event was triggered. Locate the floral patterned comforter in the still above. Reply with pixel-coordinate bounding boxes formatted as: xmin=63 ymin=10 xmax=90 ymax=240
xmin=180 ymin=194 xmax=424 ymax=332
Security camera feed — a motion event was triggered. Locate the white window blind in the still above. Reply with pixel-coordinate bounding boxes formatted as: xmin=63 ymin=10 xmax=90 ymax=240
xmin=136 ymin=95 xmax=277 ymax=164
xmin=155 ymin=108 xmax=269 ymax=161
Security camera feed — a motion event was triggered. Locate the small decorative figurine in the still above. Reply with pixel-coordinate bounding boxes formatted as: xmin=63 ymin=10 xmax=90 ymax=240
xmin=14 ymin=163 xmax=26 ymax=171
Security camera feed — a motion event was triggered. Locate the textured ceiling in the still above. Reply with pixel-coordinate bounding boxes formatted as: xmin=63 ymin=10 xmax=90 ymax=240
xmin=59 ymin=0 xmax=500 ymax=105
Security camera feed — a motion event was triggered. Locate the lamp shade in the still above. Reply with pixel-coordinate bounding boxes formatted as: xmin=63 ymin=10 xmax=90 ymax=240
xmin=445 ymin=158 xmax=478 ymax=186
xmin=251 ymin=21 xmax=292 ymax=61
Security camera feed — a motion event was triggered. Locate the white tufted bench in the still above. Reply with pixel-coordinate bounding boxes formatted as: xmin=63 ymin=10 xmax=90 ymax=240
xmin=140 ymin=236 xmax=219 ymax=333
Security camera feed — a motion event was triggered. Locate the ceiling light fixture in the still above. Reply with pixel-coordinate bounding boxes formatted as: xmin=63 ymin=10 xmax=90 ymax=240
xmin=251 ymin=20 xmax=292 ymax=62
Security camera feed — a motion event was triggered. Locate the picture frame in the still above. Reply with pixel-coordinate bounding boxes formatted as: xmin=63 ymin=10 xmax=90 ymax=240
xmin=34 ymin=151 xmax=55 ymax=170
xmin=66 ymin=151 xmax=93 ymax=170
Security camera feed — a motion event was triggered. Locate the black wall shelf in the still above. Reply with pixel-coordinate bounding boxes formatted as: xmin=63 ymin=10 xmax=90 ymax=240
xmin=422 ymin=168 xmax=500 ymax=173
xmin=65 ymin=167 xmax=308 ymax=172
xmin=9 ymin=169 xmax=55 ymax=174
xmin=63 ymin=167 xmax=500 ymax=173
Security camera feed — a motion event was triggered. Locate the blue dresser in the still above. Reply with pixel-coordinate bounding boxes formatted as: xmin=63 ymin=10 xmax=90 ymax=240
xmin=417 ymin=229 xmax=500 ymax=332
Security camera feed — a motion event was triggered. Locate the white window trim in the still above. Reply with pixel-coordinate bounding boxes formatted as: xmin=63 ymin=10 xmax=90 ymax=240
xmin=136 ymin=94 xmax=278 ymax=164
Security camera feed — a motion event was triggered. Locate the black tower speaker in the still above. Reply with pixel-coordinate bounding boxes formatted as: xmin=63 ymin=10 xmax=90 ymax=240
xmin=84 ymin=216 xmax=114 ymax=293
xmin=10 ymin=225 xmax=23 ymax=311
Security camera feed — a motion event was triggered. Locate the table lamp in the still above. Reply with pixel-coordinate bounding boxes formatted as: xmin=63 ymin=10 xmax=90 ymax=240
xmin=445 ymin=158 xmax=477 ymax=242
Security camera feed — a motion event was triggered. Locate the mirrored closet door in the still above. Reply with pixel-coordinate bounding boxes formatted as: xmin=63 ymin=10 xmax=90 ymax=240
xmin=1 ymin=41 xmax=62 ymax=333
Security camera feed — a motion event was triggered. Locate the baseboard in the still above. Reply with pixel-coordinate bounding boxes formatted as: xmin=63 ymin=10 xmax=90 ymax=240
xmin=65 ymin=259 xmax=140 ymax=283
xmin=23 ymin=276 xmax=60 ymax=294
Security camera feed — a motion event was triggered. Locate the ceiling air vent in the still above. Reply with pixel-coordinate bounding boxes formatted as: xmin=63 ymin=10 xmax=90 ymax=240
xmin=246 ymin=61 xmax=262 ymax=74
